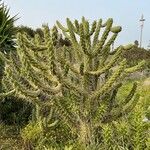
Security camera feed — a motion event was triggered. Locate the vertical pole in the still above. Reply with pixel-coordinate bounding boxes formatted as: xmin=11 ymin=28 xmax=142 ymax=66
xmin=140 ymin=24 xmax=143 ymax=48
xmin=139 ymin=14 xmax=145 ymax=48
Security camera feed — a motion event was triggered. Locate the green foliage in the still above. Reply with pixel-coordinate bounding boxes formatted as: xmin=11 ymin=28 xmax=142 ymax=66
xmin=21 ymin=108 xmax=72 ymax=149
xmin=123 ymin=46 xmax=150 ymax=63
xmin=17 ymin=25 xmax=37 ymax=38
xmin=113 ymin=79 xmax=150 ymax=150
xmin=21 ymin=121 xmax=43 ymax=146
xmin=16 ymin=25 xmax=71 ymax=47
xmin=0 ymin=17 xmax=147 ymax=148
xmin=0 ymin=1 xmax=16 ymax=86
xmin=123 ymin=46 xmax=150 ymax=73
xmin=0 ymin=98 xmax=32 ymax=126
xmin=0 ymin=2 xmax=32 ymax=127
xmin=0 ymin=2 xmax=17 ymax=53
xmin=17 ymin=25 xmax=44 ymax=38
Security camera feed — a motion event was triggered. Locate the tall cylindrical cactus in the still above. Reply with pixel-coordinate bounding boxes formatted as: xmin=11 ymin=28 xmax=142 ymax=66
xmin=0 ymin=17 xmax=145 ymax=146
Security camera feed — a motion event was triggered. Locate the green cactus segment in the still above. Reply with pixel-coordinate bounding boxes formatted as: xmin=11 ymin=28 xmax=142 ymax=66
xmin=92 ymin=19 xmax=102 ymax=48
xmin=0 ymin=89 xmax=15 ymax=99
xmin=86 ymin=46 xmax=123 ymax=76
xmin=102 ymin=94 xmax=140 ymax=123
xmin=56 ymin=20 xmax=68 ymax=32
xmin=52 ymin=26 xmax=58 ymax=46
xmin=0 ymin=17 xmax=145 ymax=146
xmin=121 ymin=82 xmax=137 ymax=105
xmin=89 ymin=59 xmax=127 ymax=101
xmin=74 ymin=19 xmax=80 ymax=32
xmin=79 ymin=23 xmax=91 ymax=56
xmin=43 ymin=25 xmax=51 ymax=45
xmin=0 ymin=52 xmax=10 ymax=63
xmin=125 ymin=60 xmax=146 ymax=73
xmin=90 ymin=20 xmax=97 ymax=36
xmin=110 ymin=26 xmax=122 ymax=33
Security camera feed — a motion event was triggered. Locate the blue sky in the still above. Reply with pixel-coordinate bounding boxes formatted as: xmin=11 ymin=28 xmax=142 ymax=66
xmin=3 ymin=0 xmax=150 ymax=48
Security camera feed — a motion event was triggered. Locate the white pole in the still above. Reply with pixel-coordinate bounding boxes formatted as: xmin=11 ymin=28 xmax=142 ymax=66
xmin=139 ymin=14 xmax=145 ymax=48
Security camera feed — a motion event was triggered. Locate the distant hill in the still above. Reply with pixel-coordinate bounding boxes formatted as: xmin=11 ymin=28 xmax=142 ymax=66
xmin=123 ymin=46 xmax=150 ymax=69
xmin=123 ymin=46 xmax=150 ymax=61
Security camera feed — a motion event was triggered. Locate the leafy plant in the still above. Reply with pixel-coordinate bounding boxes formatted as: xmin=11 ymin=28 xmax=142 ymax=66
xmin=0 ymin=1 xmax=17 ymax=53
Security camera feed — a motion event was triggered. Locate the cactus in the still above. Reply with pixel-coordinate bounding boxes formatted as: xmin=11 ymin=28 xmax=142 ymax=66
xmin=0 ymin=17 xmax=146 ymax=146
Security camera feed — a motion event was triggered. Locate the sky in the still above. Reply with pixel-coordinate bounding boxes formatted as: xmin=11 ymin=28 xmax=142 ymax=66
xmin=3 ymin=0 xmax=150 ymax=48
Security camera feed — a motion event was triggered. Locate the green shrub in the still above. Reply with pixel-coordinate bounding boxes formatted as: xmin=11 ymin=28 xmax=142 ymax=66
xmin=0 ymin=97 xmax=32 ymax=126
